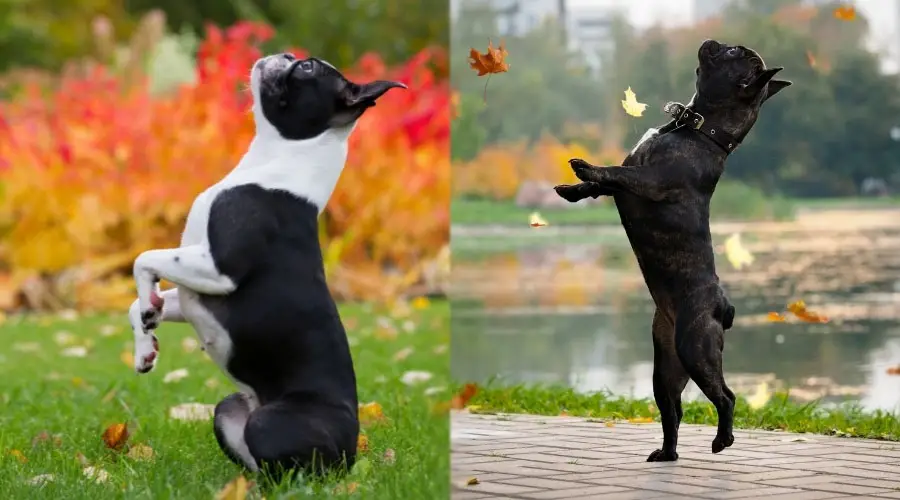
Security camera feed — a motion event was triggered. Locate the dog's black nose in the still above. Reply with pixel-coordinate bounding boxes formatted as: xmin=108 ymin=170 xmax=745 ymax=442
xmin=282 ymin=53 xmax=296 ymax=61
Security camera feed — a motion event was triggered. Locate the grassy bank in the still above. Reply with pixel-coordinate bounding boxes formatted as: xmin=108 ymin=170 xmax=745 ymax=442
xmin=461 ymin=384 xmax=900 ymax=441
xmin=0 ymin=301 xmax=450 ymax=499
xmin=451 ymin=185 xmax=900 ymax=227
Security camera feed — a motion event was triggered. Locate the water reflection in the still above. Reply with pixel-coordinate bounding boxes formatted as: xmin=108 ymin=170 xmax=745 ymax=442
xmin=451 ymin=209 xmax=900 ymax=412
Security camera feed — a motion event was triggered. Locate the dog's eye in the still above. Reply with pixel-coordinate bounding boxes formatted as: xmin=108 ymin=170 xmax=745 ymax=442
xmin=300 ymin=61 xmax=314 ymax=73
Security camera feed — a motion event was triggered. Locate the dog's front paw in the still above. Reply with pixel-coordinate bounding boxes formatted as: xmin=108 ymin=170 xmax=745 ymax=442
xmin=140 ymin=289 xmax=164 ymax=331
xmin=712 ymin=433 xmax=734 ymax=454
xmin=554 ymin=184 xmax=587 ymax=203
xmin=647 ymin=448 xmax=679 ymax=462
xmin=568 ymin=158 xmax=599 ymax=183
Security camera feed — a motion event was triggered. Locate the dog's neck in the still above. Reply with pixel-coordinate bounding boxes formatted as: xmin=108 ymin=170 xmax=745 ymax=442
xmin=685 ymin=95 xmax=757 ymax=144
xmin=227 ymin=109 xmax=358 ymax=214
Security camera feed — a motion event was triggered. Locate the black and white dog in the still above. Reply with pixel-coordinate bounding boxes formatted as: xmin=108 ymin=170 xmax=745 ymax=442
xmin=126 ymin=53 xmax=406 ymax=477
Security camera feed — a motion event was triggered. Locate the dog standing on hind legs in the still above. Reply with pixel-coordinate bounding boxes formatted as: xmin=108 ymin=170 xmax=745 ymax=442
xmin=555 ymin=39 xmax=790 ymax=461
xmin=125 ymin=53 xmax=406 ymax=478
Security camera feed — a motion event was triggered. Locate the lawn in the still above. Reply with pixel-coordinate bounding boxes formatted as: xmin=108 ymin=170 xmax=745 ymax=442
xmin=0 ymin=300 xmax=450 ymax=499
xmin=462 ymin=384 xmax=900 ymax=441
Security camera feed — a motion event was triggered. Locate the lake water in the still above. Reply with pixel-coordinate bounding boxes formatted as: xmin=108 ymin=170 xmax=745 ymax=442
xmin=450 ymin=209 xmax=900 ymax=413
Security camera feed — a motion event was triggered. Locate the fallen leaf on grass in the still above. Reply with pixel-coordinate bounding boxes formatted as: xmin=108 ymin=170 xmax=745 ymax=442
xmin=32 ymin=431 xmax=62 ymax=449
xmin=559 ymin=410 xmax=570 ymax=417
xmin=357 ymin=434 xmax=369 ymax=453
xmin=126 ymin=444 xmax=154 ymax=461
xmin=53 ymin=330 xmax=76 ymax=346
xmin=723 ymin=233 xmax=754 ymax=270
xmin=529 ymin=211 xmax=548 ymax=228
xmin=833 ymin=4 xmax=856 ymax=21
xmin=786 ymin=300 xmax=829 ymax=323
xmin=886 ymin=366 xmax=900 ymax=375
xmin=61 ymin=346 xmax=88 ymax=358
xmin=8 ymin=449 xmax=27 ymax=463
xmin=358 ymin=402 xmax=386 ymax=425
xmin=71 ymin=376 xmax=87 ymax=388
xmin=451 ymin=383 xmax=478 ymax=410
xmin=382 ymin=448 xmax=396 ymax=465
xmin=99 ymin=324 xmax=119 ymax=337
xmin=102 ymin=423 xmax=129 ymax=450
xmin=12 ymin=342 xmax=41 ymax=353
xmin=400 ymin=370 xmax=433 ymax=386
xmin=424 ymin=386 xmax=446 ymax=396
xmin=411 ymin=296 xmax=430 ymax=310
xmin=468 ymin=39 xmax=509 ymax=103
xmin=26 ymin=474 xmax=55 ymax=486
xmin=216 ymin=476 xmax=250 ymax=500
xmin=181 ymin=337 xmax=200 ymax=353
xmin=168 ymin=403 xmax=215 ymax=421
xmin=466 ymin=477 xmax=480 ymax=486
xmin=392 ymin=347 xmax=414 ymax=362
xmin=163 ymin=368 xmax=189 ymax=384
xmin=333 ymin=482 xmax=359 ymax=495
xmin=120 ymin=351 xmax=134 ymax=368
xmin=627 ymin=417 xmax=654 ymax=424
xmin=621 ymin=87 xmax=648 ymax=117
xmin=433 ymin=344 xmax=448 ymax=354
xmin=82 ymin=466 xmax=109 ymax=483
xmin=75 ymin=452 xmax=89 ymax=466
xmin=205 ymin=378 xmax=220 ymax=389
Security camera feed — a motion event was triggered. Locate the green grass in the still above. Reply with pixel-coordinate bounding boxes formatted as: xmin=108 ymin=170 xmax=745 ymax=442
xmin=0 ymin=301 xmax=450 ymax=499
xmin=452 ymin=198 xmax=623 ymax=226
xmin=462 ymin=384 xmax=900 ymax=441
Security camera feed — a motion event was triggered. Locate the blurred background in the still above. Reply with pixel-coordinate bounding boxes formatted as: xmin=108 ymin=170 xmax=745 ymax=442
xmin=0 ymin=0 xmax=450 ymax=312
xmin=450 ymin=0 xmax=900 ymax=412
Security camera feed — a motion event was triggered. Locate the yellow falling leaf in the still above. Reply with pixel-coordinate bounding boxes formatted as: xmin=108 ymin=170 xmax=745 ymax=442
xmin=724 ymin=233 xmax=754 ymax=270
xmin=411 ymin=296 xmax=430 ymax=310
xmin=747 ymin=381 xmax=771 ymax=410
xmin=216 ymin=476 xmax=250 ymax=500
xmin=529 ymin=211 xmax=548 ymax=228
xmin=621 ymin=87 xmax=648 ymax=117
xmin=627 ymin=417 xmax=654 ymax=424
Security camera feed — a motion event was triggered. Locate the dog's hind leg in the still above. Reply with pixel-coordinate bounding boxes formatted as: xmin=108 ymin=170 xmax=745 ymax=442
xmin=214 ymin=392 xmax=259 ymax=472
xmin=647 ymin=309 xmax=690 ymax=462
xmin=674 ymin=293 xmax=736 ymax=454
xmin=127 ymin=288 xmax=184 ymax=374
xmin=554 ymin=182 xmax=616 ymax=203
xmin=244 ymin=397 xmax=358 ymax=481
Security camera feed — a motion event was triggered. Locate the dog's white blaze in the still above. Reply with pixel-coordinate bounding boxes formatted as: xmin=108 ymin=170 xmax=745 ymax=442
xmin=632 ymin=127 xmax=659 ymax=155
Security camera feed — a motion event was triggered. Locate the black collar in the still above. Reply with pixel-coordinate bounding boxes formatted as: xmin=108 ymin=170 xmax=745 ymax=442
xmin=662 ymin=102 xmax=740 ymax=155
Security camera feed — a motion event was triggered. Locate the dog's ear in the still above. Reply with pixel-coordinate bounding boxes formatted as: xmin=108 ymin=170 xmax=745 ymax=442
xmin=329 ymin=80 xmax=407 ymax=127
xmin=762 ymin=79 xmax=792 ymax=103
xmin=739 ymin=67 xmax=783 ymax=100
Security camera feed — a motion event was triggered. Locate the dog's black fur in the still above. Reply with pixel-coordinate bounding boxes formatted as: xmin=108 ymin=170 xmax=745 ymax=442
xmin=204 ymin=55 xmax=404 ymax=480
xmin=554 ymin=40 xmax=791 ymax=461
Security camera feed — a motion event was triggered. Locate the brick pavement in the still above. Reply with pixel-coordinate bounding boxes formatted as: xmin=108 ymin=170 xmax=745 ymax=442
xmin=451 ymin=411 xmax=900 ymax=500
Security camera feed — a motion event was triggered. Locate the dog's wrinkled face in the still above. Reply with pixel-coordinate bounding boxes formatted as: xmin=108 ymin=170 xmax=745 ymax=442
xmin=695 ymin=39 xmax=791 ymax=109
xmin=250 ymin=53 xmax=406 ymax=141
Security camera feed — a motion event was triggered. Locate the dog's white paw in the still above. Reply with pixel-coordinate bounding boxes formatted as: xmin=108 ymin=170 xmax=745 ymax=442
xmin=134 ymin=333 xmax=159 ymax=374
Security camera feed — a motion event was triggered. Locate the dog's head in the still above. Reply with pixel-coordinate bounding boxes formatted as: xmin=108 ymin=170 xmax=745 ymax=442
xmin=250 ymin=53 xmax=407 ymax=141
xmin=693 ymin=40 xmax=791 ymax=134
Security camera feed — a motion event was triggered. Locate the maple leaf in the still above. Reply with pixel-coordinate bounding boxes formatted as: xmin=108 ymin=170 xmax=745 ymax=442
xmin=887 ymin=366 xmax=900 ymax=376
xmin=101 ymin=423 xmax=129 ymax=450
xmin=833 ymin=5 xmax=856 ymax=21
xmin=216 ymin=476 xmax=250 ymax=500
xmin=358 ymin=401 xmax=386 ymax=425
xmin=468 ymin=39 xmax=509 ymax=103
xmin=529 ymin=212 xmax=548 ymax=228
xmin=621 ymin=87 xmax=648 ymax=117
xmin=767 ymin=312 xmax=788 ymax=322
xmin=786 ymin=300 xmax=829 ymax=323
xmin=466 ymin=477 xmax=480 ymax=486
xmin=451 ymin=383 xmax=478 ymax=410
xmin=357 ymin=433 xmax=369 ymax=453
xmin=126 ymin=444 xmax=154 ymax=461
xmin=723 ymin=233 xmax=754 ymax=270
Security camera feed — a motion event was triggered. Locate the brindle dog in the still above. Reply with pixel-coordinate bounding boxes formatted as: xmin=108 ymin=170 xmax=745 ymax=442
xmin=554 ymin=39 xmax=791 ymax=462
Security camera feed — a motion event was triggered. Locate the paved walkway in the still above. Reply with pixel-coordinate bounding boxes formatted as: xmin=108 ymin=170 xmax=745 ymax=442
xmin=451 ymin=412 xmax=900 ymax=500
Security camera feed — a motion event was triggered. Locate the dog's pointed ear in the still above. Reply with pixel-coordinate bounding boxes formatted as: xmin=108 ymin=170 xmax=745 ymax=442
xmin=740 ymin=67 xmax=783 ymax=99
xmin=329 ymin=80 xmax=407 ymax=127
xmin=342 ymin=80 xmax=407 ymax=107
xmin=762 ymin=79 xmax=792 ymax=103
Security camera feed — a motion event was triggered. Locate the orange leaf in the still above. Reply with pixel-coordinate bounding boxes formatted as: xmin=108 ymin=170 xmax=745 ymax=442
xmin=450 ymin=383 xmax=478 ymax=410
xmin=357 ymin=433 xmax=369 ymax=453
xmin=767 ymin=312 xmax=787 ymax=322
xmin=8 ymin=449 xmax=27 ymax=463
xmin=886 ymin=366 xmax=900 ymax=376
xmin=468 ymin=39 xmax=509 ymax=76
xmin=101 ymin=423 xmax=129 ymax=450
xmin=833 ymin=5 xmax=856 ymax=21
xmin=559 ymin=410 xmax=570 ymax=417
xmin=786 ymin=300 xmax=829 ymax=323
xmin=358 ymin=402 xmax=386 ymax=425
xmin=806 ymin=50 xmax=817 ymax=68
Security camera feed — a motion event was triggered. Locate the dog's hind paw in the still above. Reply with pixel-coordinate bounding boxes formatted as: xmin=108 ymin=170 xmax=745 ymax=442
xmin=134 ymin=333 xmax=159 ymax=374
xmin=712 ymin=433 xmax=734 ymax=454
xmin=554 ymin=184 xmax=587 ymax=202
xmin=646 ymin=449 xmax=678 ymax=462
